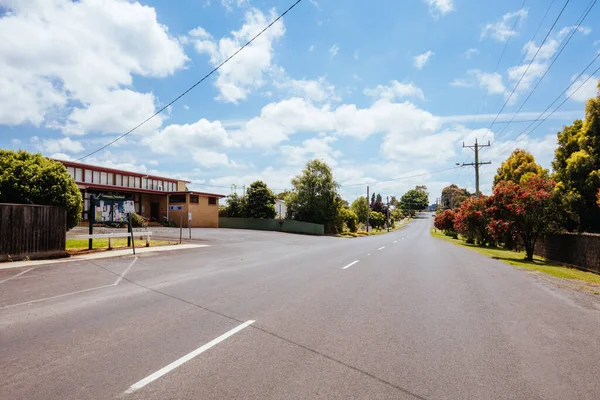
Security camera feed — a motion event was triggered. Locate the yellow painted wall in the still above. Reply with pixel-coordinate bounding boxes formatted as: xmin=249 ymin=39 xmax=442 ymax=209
xmin=168 ymin=194 xmax=219 ymax=228
xmin=177 ymin=181 xmax=187 ymax=191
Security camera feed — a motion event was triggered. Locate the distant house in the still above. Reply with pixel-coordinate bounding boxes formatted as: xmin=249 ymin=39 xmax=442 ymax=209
xmin=275 ymin=199 xmax=287 ymax=219
xmin=57 ymin=160 xmax=225 ymax=228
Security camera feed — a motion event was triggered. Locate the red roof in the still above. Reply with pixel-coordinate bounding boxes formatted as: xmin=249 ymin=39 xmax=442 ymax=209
xmin=56 ymin=159 xmax=190 ymax=183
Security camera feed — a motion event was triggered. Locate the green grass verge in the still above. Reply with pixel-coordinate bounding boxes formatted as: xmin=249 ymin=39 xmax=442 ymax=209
xmin=430 ymin=228 xmax=600 ymax=285
xmin=66 ymin=238 xmax=177 ymax=250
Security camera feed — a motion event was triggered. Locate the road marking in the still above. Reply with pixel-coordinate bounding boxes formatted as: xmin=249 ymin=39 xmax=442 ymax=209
xmin=2 ymin=258 xmax=139 ymax=309
xmin=0 ymin=268 xmax=34 ymax=284
xmin=342 ymin=260 xmax=359 ymax=270
xmin=124 ymin=320 xmax=255 ymax=394
xmin=114 ymin=257 xmax=138 ymax=285
xmin=367 ymin=253 xmax=371 ymax=256
xmin=0 ymin=284 xmax=115 ymax=310
xmin=378 ymin=246 xmax=385 ymax=250
xmin=393 ymin=240 xmax=397 ymax=243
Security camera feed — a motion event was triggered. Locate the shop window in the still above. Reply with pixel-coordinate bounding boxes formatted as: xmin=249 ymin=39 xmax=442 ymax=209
xmin=75 ymin=168 xmax=83 ymax=182
xmin=100 ymin=172 xmax=107 ymax=185
xmin=93 ymin=171 xmax=100 ymax=183
xmin=85 ymin=169 xmax=92 ymax=183
xmin=190 ymin=195 xmax=199 ymax=204
xmin=108 ymin=173 xmax=114 ymax=185
xmin=170 ymin=194 xmax=187 ymax=203
xmin=208 ymin=197 xmax=217 ymax=205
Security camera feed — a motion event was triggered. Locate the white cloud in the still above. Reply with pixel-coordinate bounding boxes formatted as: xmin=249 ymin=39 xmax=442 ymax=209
xmin=354 ymin=50 xmax=360 ymax=60
xmin=0 ymin=0 xmax=187 ymax=130
xmin=450 ymin=70 xmax=505 ymax=95
xmin=189 ymin=8 xmax=285 ymax=103
xmin=309 ymin=44 xmax=315 ymax=52
xmin=481 ymin=9 xmax=527 ymax=41
xmin=465 ymin=48 xmax=478 ymax=59
xmin=11 ymin=138 xmax=22 ymax=147
xmin=523 ymin=25 xmax=591 ymax=62
xmin=594 ymin=40 xmax=600 ymax=46
xmin=277 ymin=77 xmax=340 ymax=103
xmin=414 ymin=50 xmax=434 ymax=70
xmin=506 ymin=62 xmax=546 ymax=90
xmin=329 ymin=44 xmax=340 ymax=58
xmin=63 ymin=89 xmax=163 ymax=136
xmin=280 ymin=136 xmax=341 ymax=167
xmin=48 ymin=152 xmax=74 ymax=162
xmin=364 ymin=81 xmax=425 ymax=101
xmin=439 ymin=110 xmax=583 ymax=124
xmin=142 ymin=118 xmax=235 ymax=154
xmin=309 ymin=0 xmax=321 ymax=10
xmin=424 ymin=0 xmax=454 ymax=17
xmin=183 ymin=104 xmax=190 ymax=110
xmin=32 ymin=136 xmax=85 ymax=154
xmin=192 ymin=149 xmax=234 ymax=168
xmin=221 ymin=0 xmax=248 ymax=12
xmin=567 ymin=74 xmax=599 ymax=102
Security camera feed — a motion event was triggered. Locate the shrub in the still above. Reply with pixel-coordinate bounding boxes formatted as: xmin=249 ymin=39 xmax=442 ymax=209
xmin=0 ymin=150 xmax=82 ymax=230
xmin=340 ymin=208 xmax=358 ymax=232
xmin=130 ymin=212 xmax=147 ymax=228
xmin=369 ymin=211 xmax=385 ymax=229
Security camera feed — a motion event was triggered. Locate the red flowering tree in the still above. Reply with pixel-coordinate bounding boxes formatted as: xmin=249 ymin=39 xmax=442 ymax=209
xmin=454 ymin=195 xmax=491 ymax=245
xmin=434 ymin=209 xmax=457 ymax=238
xmin=488 ymin=176 xmax=559 ymax=261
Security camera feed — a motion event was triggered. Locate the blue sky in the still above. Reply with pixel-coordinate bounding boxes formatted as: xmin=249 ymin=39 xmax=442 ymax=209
xmin=1 ymin=0 xmax=599 ymax=202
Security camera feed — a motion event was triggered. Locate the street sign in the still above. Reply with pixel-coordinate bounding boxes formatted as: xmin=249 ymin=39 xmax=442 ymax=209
xmin=188 ymin=212 xmax=192 ymax=221
xmin=169 ymin=205 xmax=183 ymax=211
xmin=123 ymin=200 xmax=135 ymax=214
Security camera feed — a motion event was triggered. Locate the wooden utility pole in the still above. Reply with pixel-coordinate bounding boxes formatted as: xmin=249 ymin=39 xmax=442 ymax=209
xmin=386 ymin=195 xmax=390 ymax=232
xmin=462 ymin=138 xmax=491 ymax=197
xmin=366 ymin=185 xmax=370 ymax=233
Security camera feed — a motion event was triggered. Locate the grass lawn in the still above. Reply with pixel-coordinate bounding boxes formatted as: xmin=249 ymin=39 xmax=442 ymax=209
xmin=66 ymin=238 xmax=177 ymax=250
xmin=431 ymin=228 xmax=600 ymax=286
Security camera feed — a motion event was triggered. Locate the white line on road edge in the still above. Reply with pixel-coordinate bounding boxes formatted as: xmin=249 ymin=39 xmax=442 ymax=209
xmin=114 ymin=257 xmax=138 ymax=285
xmin=342 ymin=260 xmax=359 ymax=270
xmin=1 ymin=284 xmax=115 ymax=310
xmin=378 ymin=246 xmax=385 ymax=250
xmin=124 ymin=320 xmax=255 ymax=394
xmin=0 ymin=268 xmax=34 ymax=284
xmin=2 ymin=258 xmax=139 ymax=309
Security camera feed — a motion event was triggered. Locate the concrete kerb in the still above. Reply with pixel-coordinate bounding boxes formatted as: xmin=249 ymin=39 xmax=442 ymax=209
xmin=0 ymin=244 xmax=210 ymax=270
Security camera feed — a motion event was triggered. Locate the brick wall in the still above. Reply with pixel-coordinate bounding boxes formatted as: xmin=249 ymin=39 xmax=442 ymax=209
xmin=534 ymin=233 xmax=600 ymax=274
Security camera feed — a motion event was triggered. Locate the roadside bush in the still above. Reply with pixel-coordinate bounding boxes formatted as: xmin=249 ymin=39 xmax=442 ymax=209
xmin=340 ymin=208 xmax=358 ymax=232
xmin=130 ymin=212 xmax=147 ymax=228
xmin=369 ymin=211 xmax=385 ymax=230
xmin=0 ymin=150 xmax=82 ymax=230
xmin=434 ymin=210 xmax=457 ymax=238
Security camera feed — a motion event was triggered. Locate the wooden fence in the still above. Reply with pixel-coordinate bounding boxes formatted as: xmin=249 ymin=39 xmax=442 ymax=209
xmin=0 ymin=203 xmax=67 ymax=262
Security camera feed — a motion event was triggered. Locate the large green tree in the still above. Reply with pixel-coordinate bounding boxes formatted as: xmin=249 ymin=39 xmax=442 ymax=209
xmin=552 ymin=80 xmax=600 ymax=232
xmin=0 ymin=150 xmax=82 ymax=230
xmin=494 ymin=149 xmax=548 ymax=187
xmin=440 ymin=184 xmax=470 ymax=210
xmin=285 ymin=159 xmax=343 ymax=233
xmin=350 ymin=196 xmax=370 ymax=224
xmin=221 ymin=193 xmax=247 ymax=218
xmin=245 ymin=180 xmax=276 ymax=219
xmin=399 ymin=186 xmax=429 ymax=216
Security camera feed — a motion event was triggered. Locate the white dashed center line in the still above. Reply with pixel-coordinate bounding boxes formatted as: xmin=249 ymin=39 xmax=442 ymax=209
xmin=342 ymin=260 xmax=359 ymax=270
xmin=378 ymin=246 xmax=385 ymax=251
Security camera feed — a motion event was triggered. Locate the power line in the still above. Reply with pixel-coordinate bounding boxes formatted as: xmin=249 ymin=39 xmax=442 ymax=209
xmin=485 ymin=0 xmax=571 ymax=133
xmin=76 ymin=0 xmax=305 ymax=162
xmin=490 ymin=0 xmax=596 ymax=144
xmin=496 ymin=60 xmax=600 ymax=156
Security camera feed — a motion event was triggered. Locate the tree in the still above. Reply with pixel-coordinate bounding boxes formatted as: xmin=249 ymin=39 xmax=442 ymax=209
xmin=391 ymin=207 xmax=404 ymax=223
xmin=440 ymin=184 xmax=470 ymax=210
xmin=0 ymin=150 xmax=82 ymax=230
xmin=494 ymin=149 xmax=548 ymax=187
xmin=370 ymin=193 xmax=388 ymax=215
xmin=245 ymin=180 xmax=276 ymax=219
xmin=222 ymin=193 xmax=247 ymax=218
xmin=434 ymin=209 xmax=457 ymax=238
xmin=369 ymin=211 xmax=385 ymax=229
xmin=487 ymin=176 xmax=560 ymax=261
xmin=399 ymin=187 xmax=429 ymax=216
xmin=276 ymin=190 xmax=291 ymax=200
xmin=454 ymin=195 xmax=490 ymax=245
xmin=350 ymin=196 xmax=370 ymax=224
xmin=285 ymin=159 xmax=343 ymax=233
xmin=552 ymin=80 xmax=600 ymax=232
xmin=340 ymin=208 xmax=358 ymax=232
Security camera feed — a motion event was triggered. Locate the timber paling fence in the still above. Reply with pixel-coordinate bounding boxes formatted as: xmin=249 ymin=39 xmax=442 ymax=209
xmin=0 ymin=203 xmax=67 ymax=262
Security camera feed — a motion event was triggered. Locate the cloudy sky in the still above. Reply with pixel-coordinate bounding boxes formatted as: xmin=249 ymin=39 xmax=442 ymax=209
xmin=1 ymin=0 xmax=599 ymax=202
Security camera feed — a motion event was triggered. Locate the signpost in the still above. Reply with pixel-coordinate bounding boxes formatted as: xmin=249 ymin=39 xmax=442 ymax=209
xmin=188 ymin=212 xmax=192 ymax=239
xmin=124 ymin=200 xmax=135 ymax=250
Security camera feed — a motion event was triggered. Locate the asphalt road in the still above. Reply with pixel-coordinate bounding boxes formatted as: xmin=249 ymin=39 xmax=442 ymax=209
xmin=1 ymin=213 xmax=599 ymax=399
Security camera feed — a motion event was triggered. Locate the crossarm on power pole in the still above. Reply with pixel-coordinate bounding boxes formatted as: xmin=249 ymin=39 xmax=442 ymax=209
xmin=462 ymin=138 xmax=492 ymax=197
